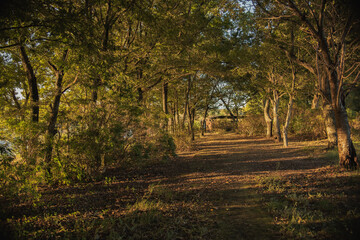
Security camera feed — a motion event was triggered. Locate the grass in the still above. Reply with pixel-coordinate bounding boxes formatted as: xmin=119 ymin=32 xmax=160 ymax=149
xmin=324 ymin=149 xmax=339 ymax=165
xmin=1 ymin=181 xmax=214 ymax=240
xmin=257 ymin=167 xmax=360 ymax=239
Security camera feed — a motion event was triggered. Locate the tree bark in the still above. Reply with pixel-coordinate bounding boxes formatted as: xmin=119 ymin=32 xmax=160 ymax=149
xmin=272 ymin=90 xmax=281 ymax=142
xmin=311 ymin=93 xmax=320 ymax=109
xmin=322 ymin=102 xmax=337 ymax=149
xmin=283 ymin=56 xmax=296 ymax=147
xmin=44 ymin=71 xmax=64 ymax=175
xmin=283 ymin=95 xmax=293 ymax=147
xmin=162 ymin=80 xmax=169 ymax=130
xmin=175 ymin=90 xmax=180 ymax=132
xmin=44 ymin=50 xmax=69 ymax=177
xmin=171 ymin=102 xmax=175 ymax=133
xmin=92 ymin=78 xmax=101 ymax=102
xmin=188 ymin=106 xmax=195 ymax=141
xmin=263 ymin=98 xmax=273 ymax=139
xmin=319 ymin=68 xmax=337 ymax=149
xmin=201 ymin=105 xmax=209 ymax=136
xmin=334 ymin=106 xmax=358 ymax=169
xmin=19 ymin=45 xmax=39 ymax=122
xmin=137 ymin=87 xmax=143 ymax=103
xmin=220 ymin=97 xmax=236 ymax=122
xmin=182 ymin=77 xmax=191 ymax=129
xmin=329 ymin=72 xmax=358 ymax=168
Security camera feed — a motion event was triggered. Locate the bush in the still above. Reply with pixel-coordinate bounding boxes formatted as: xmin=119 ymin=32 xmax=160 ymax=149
xmin=127 ymin=132 xmax=176 ymax=167
xmin=349 ymin=111 xmax=360 ymax=142
xmin=207 ymin=118 xmax=237 ymax=133
xmin=173 ymin=130 xmax=193 ymax=152
xmin=0 ymin=140 xmax=43 ymax=202
xmin=237 ymin=114 xmax=265 ymax=136
xmin=290 ymin=108 xmax=326 ymax=140
xmin=0 ymin=159 xmax=42 ymax=202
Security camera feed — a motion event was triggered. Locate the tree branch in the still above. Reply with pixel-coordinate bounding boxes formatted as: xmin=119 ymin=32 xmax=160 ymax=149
xmin=62 ymin=72 xmax=79 ymax=94
xmin=48 ymin=61 xmax=58 ymax=72
xmin=0 ymin=43 xmax=20 ymax=49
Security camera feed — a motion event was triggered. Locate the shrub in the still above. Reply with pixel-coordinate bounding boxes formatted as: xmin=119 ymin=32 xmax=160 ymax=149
xmin=349 ymin=111 xmax=360 ymax=142
xmin=237 ymin=114 xmax=265 ymax=136
xmin=290 ymin=108 xmax=326 ymax=140
xmin=127 ymin=132 xmax=176 ymax=167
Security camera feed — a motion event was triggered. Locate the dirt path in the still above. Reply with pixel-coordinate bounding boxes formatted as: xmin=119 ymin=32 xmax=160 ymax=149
xmin=3 ymin=133 xmax=336 ymax=239
xmin=161 ymin=133 xmax=330 ymax=239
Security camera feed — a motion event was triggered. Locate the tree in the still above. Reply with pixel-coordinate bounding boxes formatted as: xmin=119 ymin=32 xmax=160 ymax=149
xmin=254 ymin=0 xmax=359 ymax=168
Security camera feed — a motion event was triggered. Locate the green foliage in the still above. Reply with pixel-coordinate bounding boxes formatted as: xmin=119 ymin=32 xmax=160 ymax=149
xmin=128 ymin=132 xmax=176 ymax=168
xmin=290 ymin=108 xmax=326 ymax=140
xmin=349 ymin=112 xmax=360 ymax=142
xmin=346 ymin=84 xmax=360 ymax=113
xmin=0 ymin=159 xmax=43 ymax=202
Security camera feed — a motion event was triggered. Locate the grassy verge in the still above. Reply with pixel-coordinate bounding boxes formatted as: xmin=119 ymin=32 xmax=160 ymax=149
xmin=256 ymin=165 xmax=360 ymax=239
xmin=1 ymin=181 xmax=216 ymax=240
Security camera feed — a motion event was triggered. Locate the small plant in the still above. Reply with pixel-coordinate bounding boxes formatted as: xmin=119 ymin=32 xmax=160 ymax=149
xmin=127 ymin=199 xmax=163 ymax=212
xmin=104 ymin=176 xmax=117 ymax=185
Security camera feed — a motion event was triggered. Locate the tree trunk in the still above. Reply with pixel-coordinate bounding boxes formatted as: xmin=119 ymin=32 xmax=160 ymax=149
xmin=44 ymin=50 xmax=71 ymax=178
xmin=311 ymin=93 xmax=320 ymax=109
xmin=333 ymin=105 xmax=358 ymax=169
xmin=329 ymin=73 xmax=358 ymax=168
xmin=220 ymin=97 xmax=236 ymax=122
xmin=137 ymin=87 xmax=143 ymax=103
xmin=19 ymin=45 xmax=39 ymax=122
xmin=283 ymin=59 xmax=296 ymax=147
xmin=175 ymin=90 xmax=180 ymax=132
xmin=322 ymin=102 xmax=337 ymax=149
xmin=92 ymin=78 xmax=101 ymax=102
xmin=263 ymin=98 xmax=273 ymax=139
xmin=162 ymin=80 xmax=169 ymax=130
xmin=171 ymin=102 xmax=175 ymax=133
xmin=182 ymin=78 xmax=191 ymax=129
xmin=282 ymin=95 xmax=293 ymax=147
xmin=272 ymin=91 xmax=281 ymax=142
xmin=44 ymin=70 xmax=64 ymax=176
xmin=201 ymin=106 xmax=209 ymax=136
xmin=188 ymin=107 xmax=195 ymax=141
xmin=319 ymin=71 xmax=337 ymax=149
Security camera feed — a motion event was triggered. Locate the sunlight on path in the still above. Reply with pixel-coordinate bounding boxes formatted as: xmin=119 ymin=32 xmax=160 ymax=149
xmin=174 ymin=133 xmax=329 ymax=240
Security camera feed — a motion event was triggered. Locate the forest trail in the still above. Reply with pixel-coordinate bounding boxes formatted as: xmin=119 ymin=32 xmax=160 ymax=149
xmin=164 ymin=133 xmax=330 ymax=239
xmin=2 ymin=133 xmax=334 ymax=240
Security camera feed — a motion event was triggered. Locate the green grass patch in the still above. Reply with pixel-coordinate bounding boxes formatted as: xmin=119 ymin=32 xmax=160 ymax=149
xmin=324 ymin=149 xmax=339 ymax=165
xmin=257 ymin=171 xmax=360 ymax=239
xmin=2 ymin=181 xmax=215 ymax=239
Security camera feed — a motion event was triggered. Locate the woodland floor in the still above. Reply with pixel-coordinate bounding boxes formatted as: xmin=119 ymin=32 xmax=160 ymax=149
xmin=1 ymin=133 xmax=360 ymax=239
